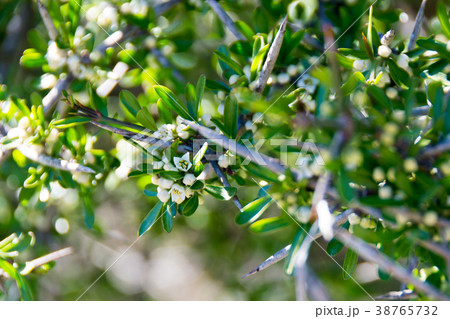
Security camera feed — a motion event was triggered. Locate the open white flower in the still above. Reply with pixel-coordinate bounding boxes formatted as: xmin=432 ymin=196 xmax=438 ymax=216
xmin=296 ymin=74 xmax=318 ymax=94
xmin=157 ymin=186 xmax=170 ymax=202
xmin=218 ymin=154 xmax=230 ymax=168
xmin=182 ymin=173 xmax=196 ymax=186
xmin=174 ymin=153 xmax=192 ymax=172
xmin=353 ymin=59 xmax=368 ymax=72
xmin=176 ymin=124 xmax=190 ymax=139
xmin=170 ymin=184 xmax=186 ymax=204
xmin=153 ymin=124 xmax=175 ymax=141
xmin=164 ymin=161 xmax=178 ymax=171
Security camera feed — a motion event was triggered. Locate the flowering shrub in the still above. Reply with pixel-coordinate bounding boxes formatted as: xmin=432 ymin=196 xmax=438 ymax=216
xmin=0 ymin=0 xmax=450 ymax=300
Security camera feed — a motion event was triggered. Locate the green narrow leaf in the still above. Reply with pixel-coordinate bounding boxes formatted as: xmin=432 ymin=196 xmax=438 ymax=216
xmin=204 ymin=185 xmax=237 ymax=200
xmin=119 ymin=90 xmax=141 ymax=117
xmin=154 ymin=85 xmax=191 ymax=119
xmin=139 ymin=201 xmax=163 ymax=236
xmin=343 ymin=248 xmax=359 ymax=280
xmin=236 ymin=196 xmax=272 ymax=225
xmin=162 ymin=209 xmax=173 ymax=233
xmin=249 ymin=216 xmax=290 ymax=233
xmin=196 ymin=74 xmax=206 ymax=112
xmin=437 ymin=2 xmax=450 ymax=39
xmin=386 ymin=59 xmax=410 ymax=87
xmin=234 ymin=20 xmax=254 ymax=40
xmin=367 ymin=85 xmax=392 ymax=110
xmin=182 ymin=195 xmax=199 ymax=216
xmin=136 ymin=106 xmax=157 ymax=131
xmin=193 ymin=142 xmax=208 ymax=165
xmin=20 ymin=49 xmax=47 ymax=68
xmin=0 ymin=259 xmax=33 ymax=301
xmin=88 ymin=83 xmax=107 ymax=116
xmin=341 ymin=72 xmax=366 ymax=95
xmin=185 ymin=83 xmax=197 ymax=119
xmin=11 ymin=96 xmax=31 ymax=118
xmin=367 ymin=5 xmax=374 ymax=56
xmin=327 ymin=238 xmax=345 ymax=256
xmin=250 ymin=44 xmax=270 ymax=81
xmin=214 ymin=51 xmax=244 ymax=76
xmin=157 ymin=98 xmax=173 ymax=124
xmin=144 ymin=184 xmax=158 ymax=197
xmin=223 ymin=96 xmax=238 ymax=139
xmin=51 ymin=116 xmax=90 ymax=129
xmin=285 ymin=227 xmax=309 ymax=275
xmin=337 ymin=168 xmax=355 ymax=203
xmin=82 ymin=194 xmax=95 ymax=229
xmin=205 ymin=79 xmax=231 ymax=92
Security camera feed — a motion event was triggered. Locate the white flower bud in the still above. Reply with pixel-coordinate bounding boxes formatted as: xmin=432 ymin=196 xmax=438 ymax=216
xmin=397 ymin=53 xmax=410 ymax=70
xmin=157 ymin=187 xmax=170 ymax=202
xmin=404 ymin=158 xmax=418 ymax=173
xmin=379 ymin=186 xmax=393 ymax=199
xmin=151 ymin=175 xmax=160 ymax=185
xmin=153 ymin=161 xmax=164 ymax=170
xmin=229 ymin=74 xmax=239 ymax=85
xmin=386 ymin=87 xmax=398 ymax=99
xmin=202 ymin=113 xmax=213 ymax=127
xmin=217 ymin=103 xmax=224 ymax=115
xmin=252 ymin=112 xmax=263 ymax=124
xmin=40 ymin=73 xmax=58 ymax=90
xmin=373 ymin=167 xmax=385 ymax=182
xmin=423 ymin=211 xmax=438 ymax=227
xmin=348 ymin=213 xmax=361 ymax=225
xmin=287 ymin=64 xmax=298 ymax=76
xmin=399 ymin=12 xmax=409 ymax=23
xmin=159 ymin=177 xmax=174 ymax=189
xmin=381 ymin=30 xmax=395 ymax=46
xmin=378 ymin=45 xmax=392 ymax=58
xmin=182 ymin=173 xmax=196 ymax=186
xmin=277 ymin=73 xmax=290 ymax=85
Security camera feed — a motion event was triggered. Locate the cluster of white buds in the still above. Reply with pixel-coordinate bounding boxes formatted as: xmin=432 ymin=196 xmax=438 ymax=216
xmin=152 ymin=117 xmax=190 ymax=141
xmin=150 ymin=151 xmax=200 ymax=204
xmin=378 ymin=29 xmax=395 ymax=58
xmin=120 ymin=0 xmax=149 ymax=16
xmin=86 ymin=1 xmax=118 ymax=29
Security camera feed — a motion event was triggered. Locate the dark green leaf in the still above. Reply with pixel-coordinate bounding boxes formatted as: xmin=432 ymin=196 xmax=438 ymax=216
xmin=0 ymin=259 xmax=33 ymax=301
xmin=223 ymin=96 xmax=238 ymax=138
xmin=154 ymin=85 xmax=191 ymax=119
xmin=204 ymin=185 xmax=236 ymax=200
xmin=343 ymin=248 xmax=358 ymax=280
xmin=138 ymin=201 xmax=163 ymax=236
xmin=162 ymin=209 xmax=173 ymax=233
xmin=249 ymin=216 xmax=290 ymax=233
xmin=119 ymin=90 xmax=141 ymax=118
xmin=386 ymin=59 xmax=410 ymax=87
xmin=185 ymin=83 xmax=198 ymax=120
xmin=236 ymin=196 xmax=272 ymax=225
xmin=182 ymin=195 xmax=199 ymax=216
xmin=214 ymin=51 xmax=244 ymax=76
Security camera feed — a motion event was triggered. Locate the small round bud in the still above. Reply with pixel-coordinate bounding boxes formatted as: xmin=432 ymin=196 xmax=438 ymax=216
xmin=378 ymin=45 xmax=392 ymax=58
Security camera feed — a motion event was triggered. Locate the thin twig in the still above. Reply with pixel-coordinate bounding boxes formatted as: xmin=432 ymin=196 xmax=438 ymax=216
xmin=43 ymin=74 xmax=73 ymax=115
xmin=408 ymin=0 xmax=427 ymax=51
xmin=154 ymin=0 xmax=181 ymax=16
xmin=419 ymin=140 xmax=450 ymax=158
xmin=180 ymin=118 xmax=290 ymax=178
xmin=37 ymin=0 xmax=58 ymax=41
xmin=21 ymin=247 xmax=74 ymax=275
xmin=254 ymin=16 xmax=288 ymax=94
xmin=210 ymin=160 xmax=243 ymax=211
xmin=417 ymin=239 xmax=450 ymax=261
xmin=375 ymin=289 xmax=418 ymax=300
xmin=17 ymin=144 xmax=95 ymax=174
xmin=411 ymin=105 xmax=431 ymax=117
xmin=206 ymin=0 xmax=246 ymax=41
xmin=334 ymin=228 xmax=450 ymax=301
xmin=242 ymin=209 xmax=353 ymax=278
